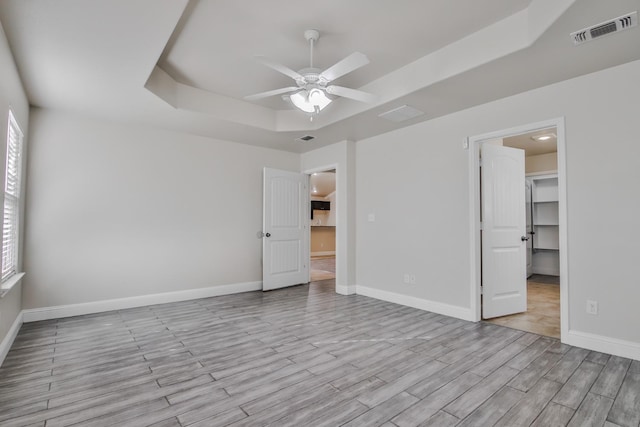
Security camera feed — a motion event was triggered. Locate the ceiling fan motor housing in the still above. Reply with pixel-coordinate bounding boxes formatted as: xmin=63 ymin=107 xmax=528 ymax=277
xmin=296 ymin=68 xmax=327 ymax=88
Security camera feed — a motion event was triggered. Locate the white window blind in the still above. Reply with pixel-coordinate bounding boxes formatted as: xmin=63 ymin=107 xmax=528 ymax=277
xmin=2 ymin=111 xmax=23 ymax=282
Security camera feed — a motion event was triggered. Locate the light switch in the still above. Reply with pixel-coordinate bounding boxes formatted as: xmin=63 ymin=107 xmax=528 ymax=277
xmin=368 ymin=213 xmax=375 ymax=222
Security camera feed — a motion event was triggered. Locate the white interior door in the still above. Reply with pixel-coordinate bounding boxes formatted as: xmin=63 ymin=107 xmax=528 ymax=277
xmin=263 ymin=168 xmax=309 ymax=291
xmin=481 ymin=144 xmax=527 ymax=319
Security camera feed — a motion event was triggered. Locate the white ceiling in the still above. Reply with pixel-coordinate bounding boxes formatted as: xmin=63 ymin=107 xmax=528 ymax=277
xmin=1 ymin=0 xmax=639 ymax=153
xmin=503 ymin=128 xmax=557 ymax=156
xmin=158 ymin=0 xmax=531 ymax=110
xmin=310 ymin=172 xmax=336 ymax=198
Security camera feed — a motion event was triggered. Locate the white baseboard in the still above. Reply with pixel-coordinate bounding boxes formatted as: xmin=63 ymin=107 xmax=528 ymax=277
xmin=336 ymin=284 xmax=356 ymax=295
xmin=9 ymin=281 xmax=640 ymax=364
xmin=564 ymin=330 xmax=640 ymax=361
xmin=311 ymin=251 xmax=336 ymax=257
xmin=22 ymin=281 xmax=262 ymax=323
xmin=356 ymin=285 xmax=475 ymax=322
xmin=532 ymin=267 xmax=560 ymax=276
xmin=0 ymin=310 xmax=23 ymax=366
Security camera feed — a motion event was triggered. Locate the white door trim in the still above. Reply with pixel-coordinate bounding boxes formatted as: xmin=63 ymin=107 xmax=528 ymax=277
xmin=468 ymin=117 xmax=568 ymax=341
xmin=303 ymin=163 xmax=339 ymax=293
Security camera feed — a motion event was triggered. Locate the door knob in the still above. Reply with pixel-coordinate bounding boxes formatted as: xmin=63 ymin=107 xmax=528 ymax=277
xmin=521 ymin=236 xmax=529 ymax=241
xmin=265 ymin=232 xmax=271 ymax=238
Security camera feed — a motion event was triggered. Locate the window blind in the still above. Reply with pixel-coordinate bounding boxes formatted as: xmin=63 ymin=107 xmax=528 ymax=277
xmin=2 ymin=111 xmax=23 ymax=282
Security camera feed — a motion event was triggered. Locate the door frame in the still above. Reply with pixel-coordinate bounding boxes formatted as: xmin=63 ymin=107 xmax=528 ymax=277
xmin=468 ymin=117 xmax=568 ymax=341
xmin=303 ymin=163 xmax=339 ymax=291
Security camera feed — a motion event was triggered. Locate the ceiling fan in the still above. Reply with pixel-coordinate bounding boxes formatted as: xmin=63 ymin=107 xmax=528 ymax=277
xmin=244 ymin=29 xmax=378 ymax=115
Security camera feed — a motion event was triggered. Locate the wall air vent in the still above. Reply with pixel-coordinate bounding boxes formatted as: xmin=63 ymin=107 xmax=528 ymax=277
xmin=297 ymin=135 xmax=315 ymax=142
xmin=571 ymin=11 xmax=637 ymax=45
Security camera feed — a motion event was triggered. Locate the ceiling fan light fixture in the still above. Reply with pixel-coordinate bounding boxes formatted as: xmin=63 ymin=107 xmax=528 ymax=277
xmin=246 ymin=30 xmax=374 ymax=117
xmin=290 ymin=88 xmax=331 ymax=114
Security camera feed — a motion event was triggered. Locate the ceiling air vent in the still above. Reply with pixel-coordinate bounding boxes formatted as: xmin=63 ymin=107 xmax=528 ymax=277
xmin=571 ymin=11 xmax=637 ymax=45
xmin=297 ymin=135 xmax=315 ymax=142
xmin=378 ymin=105 xmax=424 ymax=123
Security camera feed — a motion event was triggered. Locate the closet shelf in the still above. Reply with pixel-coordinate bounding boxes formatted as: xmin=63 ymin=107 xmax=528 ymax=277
xmin=528 ymin=173 xmax=560 ymax=276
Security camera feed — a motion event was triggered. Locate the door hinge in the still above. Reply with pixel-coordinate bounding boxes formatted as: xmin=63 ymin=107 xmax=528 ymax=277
xmin=480 ymin=286 xmax=484 ymax=295
xmin=479 ymin=222 xmax=483 ymax=230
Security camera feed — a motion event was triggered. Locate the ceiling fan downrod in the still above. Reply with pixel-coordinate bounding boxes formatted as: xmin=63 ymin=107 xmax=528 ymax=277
xmin=304 ymin=29 xmax=319 ymax=69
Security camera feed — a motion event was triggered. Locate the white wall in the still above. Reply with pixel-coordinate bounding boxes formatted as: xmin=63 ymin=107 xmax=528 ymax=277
xmin=23 ymin=109 xmax=299 ymax=309
xmin=356 ymin=60 xmax=640 ymax=348
xmin=0 ymin=21 xmax=28 ymax=346
xmin=526 ymin=152 xmax=557 ymax=174
xmin=301 ymin=141 xmax=356 ymax=294
xmin=326 ymin=191 xmax=337 ymax=226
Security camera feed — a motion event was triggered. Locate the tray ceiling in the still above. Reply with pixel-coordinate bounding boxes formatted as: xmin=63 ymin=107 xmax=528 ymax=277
xmin=1 ymin=0 xmax=639 ymax=153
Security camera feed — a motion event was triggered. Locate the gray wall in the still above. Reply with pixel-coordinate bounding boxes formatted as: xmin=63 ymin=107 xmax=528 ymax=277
xmin=23 ymin=109 xmax=299 ymax=308
xmin=356 ymin=59 xmax=640 ymax=345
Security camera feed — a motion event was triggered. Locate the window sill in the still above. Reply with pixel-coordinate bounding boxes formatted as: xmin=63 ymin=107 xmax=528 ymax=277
xmin=0 ymin=272 xmax=25 ymax=298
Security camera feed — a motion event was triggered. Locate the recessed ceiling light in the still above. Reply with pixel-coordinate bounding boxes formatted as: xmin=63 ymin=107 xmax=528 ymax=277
xmin=531 ymin=133 xmax=556 ymax=142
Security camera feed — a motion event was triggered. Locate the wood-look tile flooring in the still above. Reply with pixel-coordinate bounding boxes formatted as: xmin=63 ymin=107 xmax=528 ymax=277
xmin=1 ymin=282 xmax=639 ymax=426
xmin=310 ymin=256 xmax=336 ymax=281
xmin=485 ymin=275 xmax=561 ymax=339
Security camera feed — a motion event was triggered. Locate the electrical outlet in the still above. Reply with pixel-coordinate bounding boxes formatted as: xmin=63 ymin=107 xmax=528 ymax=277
xmin=403 ymin=273 xmax=416 ymax=284
xmin=368 ymin=213 xmax=376 ymax=222
xmin=586 ymin=300 xmax=598 ymax=315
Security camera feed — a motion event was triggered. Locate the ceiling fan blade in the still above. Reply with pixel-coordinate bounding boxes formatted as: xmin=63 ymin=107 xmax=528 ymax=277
xmin=326 ymin=85 xmax=378 ymax=103
xmin=320 ymin=52 xmax=369 ymax=82
xmin=244 ymin=87 xmax=298 ymax=101
xmin=255 ymin=56 xmax=303 ymax=80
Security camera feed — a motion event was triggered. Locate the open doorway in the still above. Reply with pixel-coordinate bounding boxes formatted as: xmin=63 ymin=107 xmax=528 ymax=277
xmin=309 ymin=170 xmax=336 ymax=285
xmin=469 ymin=118 xmax=568 ymax=341
xmin=484 ymin=128 xmax=561 ymax=338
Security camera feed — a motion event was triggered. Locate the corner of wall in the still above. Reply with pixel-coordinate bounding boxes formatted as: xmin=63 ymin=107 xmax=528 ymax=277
xmin=0 ymin=309 xmax=23 ymax=367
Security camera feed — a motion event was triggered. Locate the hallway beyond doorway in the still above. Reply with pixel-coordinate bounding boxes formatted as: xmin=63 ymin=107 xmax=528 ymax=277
xmin=310 ymin=255 xmax=335 ymax=282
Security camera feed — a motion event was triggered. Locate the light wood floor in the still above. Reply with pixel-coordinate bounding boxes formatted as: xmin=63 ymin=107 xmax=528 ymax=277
xmin=485 ymin=275 xmax=561 ymax=338
xmin=310 ymin=256 xmax=336 ymax=281
xmin=1 ymin=282 xmax=638 ymax=426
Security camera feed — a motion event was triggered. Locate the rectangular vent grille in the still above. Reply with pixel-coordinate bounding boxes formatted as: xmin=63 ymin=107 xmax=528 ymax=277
xmin=571 ymin=11 xmax=637 ymax=45
xmin=590 ymin=21 xmax=617 ymax=38
xmin=378 ymin=105 xmax=424 ymax=123
xmin=297 ymin=135 xmax=315 ymax=142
